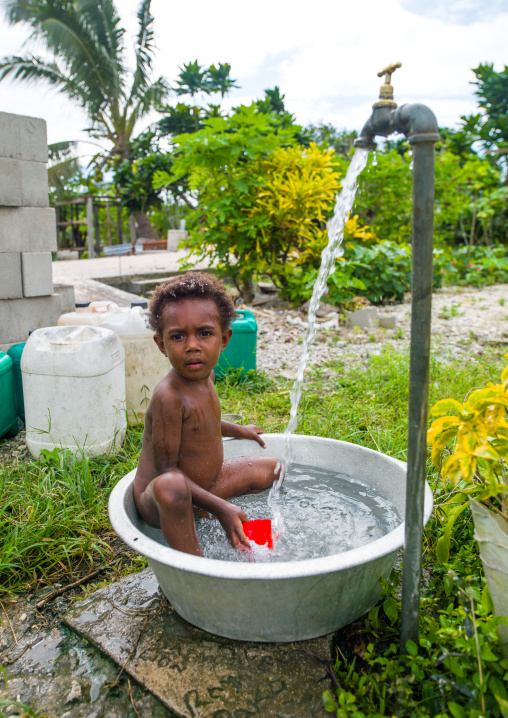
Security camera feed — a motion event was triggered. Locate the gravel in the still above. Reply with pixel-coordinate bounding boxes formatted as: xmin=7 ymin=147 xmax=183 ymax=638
xmin=249 ymin=284 xmax=508 ymax=379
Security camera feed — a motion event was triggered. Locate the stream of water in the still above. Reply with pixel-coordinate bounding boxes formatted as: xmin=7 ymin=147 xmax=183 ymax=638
xmin=267 ymin=148 xmax=370 ymax=534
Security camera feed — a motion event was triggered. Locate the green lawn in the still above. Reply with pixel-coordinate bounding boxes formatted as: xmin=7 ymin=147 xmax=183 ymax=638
xmin=1 ymin=343 xmax=507 ymax=716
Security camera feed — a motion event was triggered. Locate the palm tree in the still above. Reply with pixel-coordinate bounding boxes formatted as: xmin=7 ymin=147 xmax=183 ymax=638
xmin=0 ymin=0 xmax=169 ymax=238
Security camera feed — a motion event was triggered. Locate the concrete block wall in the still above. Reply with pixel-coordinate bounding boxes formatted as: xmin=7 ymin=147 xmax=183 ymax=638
xmin=0 ymin=111 xmax=73 ymax=348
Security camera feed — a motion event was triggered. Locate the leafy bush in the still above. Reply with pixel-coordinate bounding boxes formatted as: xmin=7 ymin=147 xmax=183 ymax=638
xmin=427 ymin=354 xmax=508 ymax=564
xmin=435 ymin=245 xmax=508 ymax=288
xmin=324 ymin=555 xmax=508 ymax=717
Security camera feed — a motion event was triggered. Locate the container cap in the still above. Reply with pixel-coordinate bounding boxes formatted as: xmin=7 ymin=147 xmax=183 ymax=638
xmin=131 ymin=301 xmax=148 ymax=309
xmin=75 ymin=301 xmax=91 ymax=308
xmin=231 ymin=309 xmax=257 ymax=333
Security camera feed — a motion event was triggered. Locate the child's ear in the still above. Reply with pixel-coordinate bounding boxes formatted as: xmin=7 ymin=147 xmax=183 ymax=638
xmin=154 ymin=334 xmax=166 ymax=356
xmin=221 ymin=327 xmax=233 ymax=351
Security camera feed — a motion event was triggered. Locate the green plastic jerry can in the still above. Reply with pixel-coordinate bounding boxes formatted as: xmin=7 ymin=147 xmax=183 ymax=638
xmin=215 ymin=309 xmax=257 ymax=378
xmin=0 ymin=352 xmax=19 ymax=439
xmin=7 ymin=342 xmax=26 ymax=422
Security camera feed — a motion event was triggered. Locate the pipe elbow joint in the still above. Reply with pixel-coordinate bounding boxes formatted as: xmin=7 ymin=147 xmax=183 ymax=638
xmin=393 ymin=104 xmax=440 ymax=145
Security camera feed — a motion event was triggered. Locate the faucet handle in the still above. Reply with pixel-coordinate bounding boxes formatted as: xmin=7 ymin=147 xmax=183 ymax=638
xmin=377 ymin=62 xmax=402 ymax=101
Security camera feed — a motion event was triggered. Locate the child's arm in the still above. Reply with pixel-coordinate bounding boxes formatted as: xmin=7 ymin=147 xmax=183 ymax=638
xmin=221 ymin=420 xmax=267 ymax=448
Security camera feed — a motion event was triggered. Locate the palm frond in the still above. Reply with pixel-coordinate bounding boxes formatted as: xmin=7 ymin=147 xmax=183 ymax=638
xmin=125 ymin=76 xmax=169 ymax=135
xmin=125 ymin=0 xmax=162 ymax=111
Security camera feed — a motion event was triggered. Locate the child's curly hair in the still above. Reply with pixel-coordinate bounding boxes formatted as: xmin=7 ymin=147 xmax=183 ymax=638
xmin=148 ymin=272 xmax=237 ymax=336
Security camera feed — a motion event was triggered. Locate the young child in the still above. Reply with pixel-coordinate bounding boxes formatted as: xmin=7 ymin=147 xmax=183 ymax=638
xmin=134 ymin=272 xmax=280 ymax=556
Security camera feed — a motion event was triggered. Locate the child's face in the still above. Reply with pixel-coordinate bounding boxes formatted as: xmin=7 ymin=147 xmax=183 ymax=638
xmin=154 ymin=298 xmax=232 ymax=380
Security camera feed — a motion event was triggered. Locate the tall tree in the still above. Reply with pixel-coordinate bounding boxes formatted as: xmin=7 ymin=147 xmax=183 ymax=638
xmin=0 ymin=0 xmax=169 ymax=237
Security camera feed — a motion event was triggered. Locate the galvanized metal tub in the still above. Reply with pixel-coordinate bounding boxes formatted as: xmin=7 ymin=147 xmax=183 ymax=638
xmin=109 ymin=434 xmax=433 ymax=642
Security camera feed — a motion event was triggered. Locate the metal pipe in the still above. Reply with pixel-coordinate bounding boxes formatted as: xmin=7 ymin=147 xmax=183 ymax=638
xmin=354 ymin=72 xmax=439 ymax=652
xmin=400 ymin=138 xmax=435 ymax=651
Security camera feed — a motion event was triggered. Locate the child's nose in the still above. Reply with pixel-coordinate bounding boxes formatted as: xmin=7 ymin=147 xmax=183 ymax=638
xmin=186 ymin=334 xmax=200 ymax=350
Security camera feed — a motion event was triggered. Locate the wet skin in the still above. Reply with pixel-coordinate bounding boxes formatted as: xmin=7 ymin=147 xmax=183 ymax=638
xmin=134 ymin=298 xmax=280 ymax=556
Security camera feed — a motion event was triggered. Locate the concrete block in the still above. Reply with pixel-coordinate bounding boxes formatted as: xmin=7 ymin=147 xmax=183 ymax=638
xmin=0 ymin=111 xmax=48 ymax=163
xmin=345 ymin=306 xmax=379 ymax=329
xmin=167 ymin=229 xmax=188 ymax=251
xmin=0 ymin=294 xmax=63 ymax=345
xmin=21 ymin=252 xmax=53 ymax=297
xmin=378 ymin=314 xmax=397 ymax=330
xmin=0 ymin=158 xmax=49 ymax=208
xmin=0 ymin=207 xmax=57 ymax=252
xmin=0 ymin=252 xmax=22 ymax=298
xmin=53 ymin=283 xmax=75 ymax=313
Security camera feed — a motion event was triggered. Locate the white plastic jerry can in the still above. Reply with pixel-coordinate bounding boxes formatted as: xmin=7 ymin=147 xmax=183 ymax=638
xmin=21 ymin=325 xmax=127 ymax=459
xmin=102 ymin=306 xmax=169 ymax=424
xmin=57 ymin=301 xmax=128 ymax=327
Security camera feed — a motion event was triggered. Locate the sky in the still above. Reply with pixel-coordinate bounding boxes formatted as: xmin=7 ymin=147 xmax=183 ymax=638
xmin=0 ymin=0 xmax=507 ymax=155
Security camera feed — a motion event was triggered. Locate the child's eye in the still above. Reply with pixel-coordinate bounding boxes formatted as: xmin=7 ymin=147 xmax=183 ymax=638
xmin=170 ymin=333 xmax=183 ymax=340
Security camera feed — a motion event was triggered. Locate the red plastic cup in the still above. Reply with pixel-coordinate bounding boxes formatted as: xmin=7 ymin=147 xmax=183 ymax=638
xmin=242 ymin=519 xmax=273 ymax=549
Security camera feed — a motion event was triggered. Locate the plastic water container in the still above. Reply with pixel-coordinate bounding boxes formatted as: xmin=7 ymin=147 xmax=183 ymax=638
xmin=7 ymin=342 xmax=26 ymax=422
xmin=215 ymin=309 xmax=257 ymax=378
xmin=102 ymin=307 xmax=168 ymax=424
xmin=0 ymin=352 xmax=18 ymax=439
xmin=57 ymin=301 xmax=128 ymax=327
xmin=21 ymin=326 xmax=127 ymax=459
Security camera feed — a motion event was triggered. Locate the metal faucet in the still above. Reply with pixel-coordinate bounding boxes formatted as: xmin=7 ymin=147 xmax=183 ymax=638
xmin=355 ymin=66 xmax=440 ymax=653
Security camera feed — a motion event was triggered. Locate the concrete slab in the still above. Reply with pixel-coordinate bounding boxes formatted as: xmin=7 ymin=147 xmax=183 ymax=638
xmin=0 ymin=207 xmax=57 ymax=252
xmin=0 ymin=111 xmax=48 ymax=163
xmin=56 ymin=275 xmax=145 ymax=307
xmin=64 ymin=568 xmax=332 ymax=717
xmin=52 ymin=250 xmax=208 ymax=283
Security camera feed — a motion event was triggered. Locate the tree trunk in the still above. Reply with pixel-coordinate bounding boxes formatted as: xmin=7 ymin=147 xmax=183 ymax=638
xmin=135 ymin=211 xmax=159 ymax=240
xmin=241 ymin=277 xmax=255 ymax=303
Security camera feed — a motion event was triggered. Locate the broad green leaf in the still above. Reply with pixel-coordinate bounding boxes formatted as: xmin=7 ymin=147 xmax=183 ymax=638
xmin=405 ymin=639 xmax=418 ymax=656
xmin=430 ymin=398 xmax=463 ymax=415
xmin=383 ymin=596 xmax=399 ymax=625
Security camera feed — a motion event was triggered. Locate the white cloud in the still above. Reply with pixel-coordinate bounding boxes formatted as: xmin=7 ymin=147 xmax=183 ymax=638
xmin=0 ymin=0 xmax=507 ymax=146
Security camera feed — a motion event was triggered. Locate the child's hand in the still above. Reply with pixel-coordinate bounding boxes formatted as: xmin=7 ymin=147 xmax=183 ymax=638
xmin=240 ymin=424 xmax=267 ymax=448
xmin=216 ymin=503 xmax=251 ymax=549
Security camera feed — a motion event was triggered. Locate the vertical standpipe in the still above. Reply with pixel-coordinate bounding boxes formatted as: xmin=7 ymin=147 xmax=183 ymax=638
xmin=400 ymin=136 xmax=436 ymax=650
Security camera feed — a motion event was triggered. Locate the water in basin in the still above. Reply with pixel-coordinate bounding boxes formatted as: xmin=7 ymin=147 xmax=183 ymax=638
xmin=195 ymin=462 xmax=400 ymax=563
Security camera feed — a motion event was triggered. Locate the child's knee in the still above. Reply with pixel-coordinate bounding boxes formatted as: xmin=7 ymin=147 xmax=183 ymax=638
xmin=153 ymin=471 xmax=191 ymax=510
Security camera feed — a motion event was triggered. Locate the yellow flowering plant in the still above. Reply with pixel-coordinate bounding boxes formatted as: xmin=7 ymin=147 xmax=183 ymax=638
xmin=427 ymin=354 xmax=508 ymax=564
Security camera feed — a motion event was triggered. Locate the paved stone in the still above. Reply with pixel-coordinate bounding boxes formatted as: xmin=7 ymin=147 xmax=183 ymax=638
xmin=52 ymin=250 xmax=208 ymax=283
xmin=64 ymin=568 xmax=332 ymax=717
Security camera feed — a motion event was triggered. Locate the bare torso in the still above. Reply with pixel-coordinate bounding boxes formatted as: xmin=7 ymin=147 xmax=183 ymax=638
xmin=134 ymin=370 xmax=224 ymax=502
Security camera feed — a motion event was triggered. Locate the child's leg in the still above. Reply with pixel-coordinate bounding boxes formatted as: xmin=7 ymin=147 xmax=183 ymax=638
xmin=136 ymin=470 xmax=203 ymax=556
xmin=209 ymin=456 xmax=281 ymax=500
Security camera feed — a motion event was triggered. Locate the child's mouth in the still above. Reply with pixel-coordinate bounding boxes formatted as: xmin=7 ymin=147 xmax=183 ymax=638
xmin=187 ymin=360 xmax=204 ymax=369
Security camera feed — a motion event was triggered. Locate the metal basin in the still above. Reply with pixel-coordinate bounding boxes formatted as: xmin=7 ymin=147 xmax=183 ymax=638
xmin=109 ymin=434 xmax=433 ymax=642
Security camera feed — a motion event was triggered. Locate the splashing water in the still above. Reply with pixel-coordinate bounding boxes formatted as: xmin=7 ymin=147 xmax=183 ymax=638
xmin=268 ymin=148 xmax=369 ymax=535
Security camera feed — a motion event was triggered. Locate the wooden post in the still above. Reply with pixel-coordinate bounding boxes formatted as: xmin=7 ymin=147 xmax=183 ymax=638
xmin=106 ymin=204 xmax=112 ymax=245
xmin=117 ymin=203 xmax=123 ymax=244
xmin=86 ymin=196 xmax=94 ymax=258
xmin=93 ymin=203 xmax=101 ymax=256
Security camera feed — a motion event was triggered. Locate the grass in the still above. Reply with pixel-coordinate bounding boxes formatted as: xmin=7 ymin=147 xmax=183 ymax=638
xmin=1 ymin=344 xmax=505 ymax=597
xmin=1 ymin=343 xmax=507 ymax=715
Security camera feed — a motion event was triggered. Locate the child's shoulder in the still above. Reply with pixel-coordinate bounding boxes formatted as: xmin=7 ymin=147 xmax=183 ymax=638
xmin=151 ymin=372 xmax=185 ymax=409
